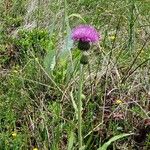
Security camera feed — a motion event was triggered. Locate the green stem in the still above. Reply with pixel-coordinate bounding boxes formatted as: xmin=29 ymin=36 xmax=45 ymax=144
xmin=78 ymin=64 xmax=83 ymax=148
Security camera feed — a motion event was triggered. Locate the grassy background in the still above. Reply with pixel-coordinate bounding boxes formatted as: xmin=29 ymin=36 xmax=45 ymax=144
xmin=0 ymin=0 xmax=150 ymax=149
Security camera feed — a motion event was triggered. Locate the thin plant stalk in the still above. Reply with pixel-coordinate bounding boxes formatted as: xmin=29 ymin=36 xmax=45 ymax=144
xmin=78 ymin=63 xmax=84 ymax=148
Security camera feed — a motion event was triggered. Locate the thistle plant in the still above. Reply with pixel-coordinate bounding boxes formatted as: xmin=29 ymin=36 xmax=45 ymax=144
xmin=71 ymin=25 xmax=100 ymax=149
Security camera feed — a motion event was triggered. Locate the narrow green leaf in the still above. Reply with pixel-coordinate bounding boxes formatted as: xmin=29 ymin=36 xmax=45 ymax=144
xmin=70 ymin=91 xmax=78 ymax=119
xmin=97 ymin=133 xmax=134 ymax=150
xmin=43 ymin=43 xmax=56 ymax=72
xmin=67 ymin=131 xmax=74 ymax=150
xmin=79 ymin=145 xmax=86 ymax=150
xmin=59 ymin=29 xmax=73 ymax=59
xmin=68 ymin=13 xmax=86 ymax=23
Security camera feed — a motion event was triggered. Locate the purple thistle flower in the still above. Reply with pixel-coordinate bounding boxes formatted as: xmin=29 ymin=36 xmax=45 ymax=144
xmin=71 ymin=25 xmax=100 ymax=43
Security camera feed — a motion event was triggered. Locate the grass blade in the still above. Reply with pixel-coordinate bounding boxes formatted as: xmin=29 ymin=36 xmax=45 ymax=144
xmin=97 ymin=133 xmax=134 ymax=150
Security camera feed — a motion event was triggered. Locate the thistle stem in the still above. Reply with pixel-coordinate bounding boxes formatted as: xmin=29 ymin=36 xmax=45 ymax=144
xmin=78 ymin=64 xmax=83 ymax=148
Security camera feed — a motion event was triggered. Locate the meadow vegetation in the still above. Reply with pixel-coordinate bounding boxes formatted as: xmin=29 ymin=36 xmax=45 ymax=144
xmin=0 ymin=0 xmax=150 ymax=149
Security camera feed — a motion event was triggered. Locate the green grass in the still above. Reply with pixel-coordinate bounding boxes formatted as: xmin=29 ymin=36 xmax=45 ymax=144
xmin=0 ymin=0 xmax=150 ymax=149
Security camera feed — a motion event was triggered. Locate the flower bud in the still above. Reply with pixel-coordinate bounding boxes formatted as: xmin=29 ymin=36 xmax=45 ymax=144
xmin=78 ymin=40 xmax=90 ymax=51
xmin=80 ymin=54 xmax=88 ymax=65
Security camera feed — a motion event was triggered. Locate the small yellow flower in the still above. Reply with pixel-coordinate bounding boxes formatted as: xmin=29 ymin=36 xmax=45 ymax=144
xmin=12 ymin=132 xmax=17 ymax=137
xmin=13 ymin=70 xmax=18 ymax=73
xmin=115 ymin=99 xmax=123 ymax=104
xmin=33 ymin=148 xmax=38 ymax=150
xmin=109 ymin=35 xmax=115 ymax=40
xmin=137 ymin=29 xmax=142 ymax=33
xmin=35 ymin=58 xmax=38 ymax=61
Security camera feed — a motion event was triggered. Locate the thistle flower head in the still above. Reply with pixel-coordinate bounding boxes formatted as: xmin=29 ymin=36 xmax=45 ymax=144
xmin=71 ymin=25 xmax=100 ymax=43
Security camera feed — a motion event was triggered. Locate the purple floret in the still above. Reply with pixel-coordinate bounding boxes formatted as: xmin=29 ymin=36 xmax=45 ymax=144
xmin=71 ymin=25 xmax=100 ymax=42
